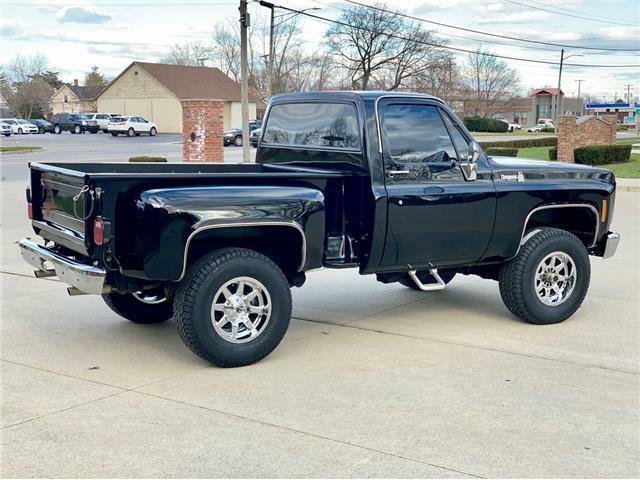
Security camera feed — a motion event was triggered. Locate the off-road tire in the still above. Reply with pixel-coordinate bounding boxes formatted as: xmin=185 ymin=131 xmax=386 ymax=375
xmin=174 ymin=248 xmax=291 ymax=367
xmin=498 ymin=228 xmax=590 ymax=325
xmin=102 ymin=292 xmax=173 ymax=324
xmin=398 ymin=269 xmax=457 ymax=290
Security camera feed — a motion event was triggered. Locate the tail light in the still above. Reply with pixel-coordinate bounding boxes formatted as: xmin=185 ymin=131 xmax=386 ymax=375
xmin=93 ymin=216 xmax=104 ymax=245
xmin=26 ymin=186 xmax=33 ymax=219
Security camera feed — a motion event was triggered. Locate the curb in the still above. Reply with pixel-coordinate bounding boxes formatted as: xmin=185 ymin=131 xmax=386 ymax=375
xmin=617 ymin=185 xmax=640 ymax=193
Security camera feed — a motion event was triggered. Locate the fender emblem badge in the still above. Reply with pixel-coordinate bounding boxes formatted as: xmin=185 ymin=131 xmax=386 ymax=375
xmin=500 ymin=172 xmax=525 ymax=183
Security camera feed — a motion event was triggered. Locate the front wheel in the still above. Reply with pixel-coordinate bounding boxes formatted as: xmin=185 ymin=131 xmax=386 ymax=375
xmin=73 ymin=125 xmax=81 ymax=134
xmin=233 ymin=135 xmax=243 ymax=147
xmin=17 ymin=128 xmax=23 ymax=134
xmin=499 ymin=228 xmax=590 ymax=325
xmin=149 ymin=127 xmax=157 ymax=136
xmin=103 ymin=289 xmax=173 ymax=324
xmin=54 ymin=125 xmax=61 ymax=134
xmin=38 ymin=127 xmax=45 ymax=134
xmin=174 ymin=248 xmax=291 ymax=367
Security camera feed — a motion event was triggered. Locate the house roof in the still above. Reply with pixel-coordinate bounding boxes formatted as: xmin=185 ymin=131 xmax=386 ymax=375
xmin=106 ymin=62 xmax=252 ymax=102
xmin=529 ymin=88 xmax=564 ymax=97
xmin=67 ymin=85 xmax=104 ymax=100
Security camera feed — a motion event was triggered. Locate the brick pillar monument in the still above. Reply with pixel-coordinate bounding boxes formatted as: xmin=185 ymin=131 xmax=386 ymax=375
xmin=181 ymin=100 xmax=224 ymax=162
xmin=557 ymin=114 xmax=617 ymax=163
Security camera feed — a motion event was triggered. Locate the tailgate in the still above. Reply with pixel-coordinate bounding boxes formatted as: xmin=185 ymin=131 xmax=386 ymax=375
xmin=30 ymin=166 xmax=95 ymax=255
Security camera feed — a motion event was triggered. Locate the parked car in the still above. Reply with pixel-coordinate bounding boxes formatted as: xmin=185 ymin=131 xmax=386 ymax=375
xmin=19 ymin=91 xmax=619 ymax=367
xmin=497 ymin=119 xmax=522 ymax=132
xmin=224 ymin=120 xmax=262 ymax=146
xmin=28 ymin=119 xmax=54 ymax=134
xmin=85 ymin=113 xmax=120 ymax=133
xmin=528 ymin=121 xmax=555 ymax=132
xmin=249 ymin=127 xmax=261 ymax=147
xmin=108 ymin=116 xmax=157 ymax=137
xmin=51 ymin=113 xmax=100 ymax=134
xmin=0 ymin=118 xmax=39 ymax=134
xmin=0 ymin=122 xmax=12 ymax=136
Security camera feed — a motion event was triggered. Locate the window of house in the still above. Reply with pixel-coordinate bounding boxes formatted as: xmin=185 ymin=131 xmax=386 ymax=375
xmin=382 ymin=104 xmax=458 ymax=165
xmin=262 ymin=102 xmax=360 ymax=150
xmin=63 ymin=95 xmax=68 ymax=103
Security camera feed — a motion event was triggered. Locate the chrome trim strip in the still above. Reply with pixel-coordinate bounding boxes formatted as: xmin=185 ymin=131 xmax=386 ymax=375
xmin=512 ymin=203 xmax=600 ymax=259
xmin=19 ymin=238 xmax=107 ymax=295
xmin=177 ymin=221 xmax=307 ymax=282
xmin=603 ymin=231 xmax=620 ymax=259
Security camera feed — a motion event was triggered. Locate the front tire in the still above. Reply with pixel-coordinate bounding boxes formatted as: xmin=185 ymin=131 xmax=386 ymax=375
xmin=17 ymin=128 xmax=23 ymax=134
xmin=54 ymin=124 xmax=61 ymax=134
xmin=73 ymin=125 xmax=81 ymax=134
xmin=398 ymin=269 xmax=457 ymax=290
xmin=149 ymin=127 xmax=157 ymax=136
xmin=103 ymin=290 xmax=173 ymax=324
xmin=499 ymin=228 xmax=590 ymax=325
xmin=174 ymin=248 xmax=291 ymax=367
xmin=111 ymin=132 xmax=119 ymax=136
xmin=233 ymin=135 xmax=243 ymax=147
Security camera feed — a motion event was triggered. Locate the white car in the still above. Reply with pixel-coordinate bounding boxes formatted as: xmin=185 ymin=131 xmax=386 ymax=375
xmin=497 ymin=119 xmax=522 ymax=133
xmin=85 ymin=113 xmax=121 ymax=133
xmin=1 ymin=118 xmax=39 ymax=134
xmin=108 ymin=116 xmax=158 ymax=137
xmin=528 ymin=122 xmax=555 ymax=132
xmin=1 ymin=122 xmax=12 ymax=136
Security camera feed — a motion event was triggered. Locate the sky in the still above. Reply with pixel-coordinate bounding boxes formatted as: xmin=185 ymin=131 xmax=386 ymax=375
xmin=1 ymin=0 xmax=639 ymax=102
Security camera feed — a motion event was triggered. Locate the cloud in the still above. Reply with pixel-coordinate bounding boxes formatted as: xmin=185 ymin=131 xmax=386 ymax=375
xmin=412 ymin=0 xmax=466 ymax=14
xmin=0 ymin=18 xmax=27 ymax=37
xmin=476 ymin=10 xmax=550 ymax=24
xmin=58 ymin=6 xmax=111 ymax=24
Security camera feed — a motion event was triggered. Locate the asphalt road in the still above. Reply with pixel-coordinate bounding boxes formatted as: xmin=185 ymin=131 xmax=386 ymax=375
xmin=1 ymin=138 xmax=639 ymax=478
xmin=0 ymin=132 xmax=253 ymax=181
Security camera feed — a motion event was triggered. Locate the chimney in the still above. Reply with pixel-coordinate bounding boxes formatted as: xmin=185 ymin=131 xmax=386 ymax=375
xmin=73 ymin=79 xmax=79 ymax=86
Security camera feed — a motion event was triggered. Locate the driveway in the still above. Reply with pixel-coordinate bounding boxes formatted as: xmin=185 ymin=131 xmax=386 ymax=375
xmin=1 ymin=142 xmax=638 ymax=478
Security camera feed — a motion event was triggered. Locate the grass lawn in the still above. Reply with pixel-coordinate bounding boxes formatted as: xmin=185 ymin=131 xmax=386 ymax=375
xmin=0 ymin=146 xmax=42 ymax=153
xmin=518 ymin=146 xmax=553 ymax=160
xmin=472 ymin=131 xmax=549 ymax=137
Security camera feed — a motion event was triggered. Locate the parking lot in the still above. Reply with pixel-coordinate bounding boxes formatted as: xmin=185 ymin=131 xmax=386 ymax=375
xmin=1 ymin=136 xmax=639 ymax=477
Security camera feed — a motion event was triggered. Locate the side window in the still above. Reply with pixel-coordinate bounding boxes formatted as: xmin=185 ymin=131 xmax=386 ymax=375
xmin=263 ymin=102 xmax=360 ymax=150
xmin=382 ymin=104 xmax=457 ymax=165
xmin=440 ymin=111 xmax=470 ymax=161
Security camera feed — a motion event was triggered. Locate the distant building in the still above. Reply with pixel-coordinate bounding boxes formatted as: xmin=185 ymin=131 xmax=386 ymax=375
xmin=96 ymin=62 xmax=260 ymax=133
xmin=585 ymin=102 xmax=639 ymax=123
xmin=50 ymin=80 xmax=104 ymax=115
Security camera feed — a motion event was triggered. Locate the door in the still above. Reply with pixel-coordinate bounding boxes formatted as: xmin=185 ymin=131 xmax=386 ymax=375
xmin=379 ymin=100 xmax=496 ymax=268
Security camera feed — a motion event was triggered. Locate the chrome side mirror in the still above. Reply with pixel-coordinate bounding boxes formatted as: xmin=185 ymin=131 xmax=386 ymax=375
xmin=460 ymin=141 xmax=480 ymax=181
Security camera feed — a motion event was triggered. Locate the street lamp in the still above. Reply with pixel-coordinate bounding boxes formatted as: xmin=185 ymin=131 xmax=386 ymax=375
xmin=554 ymin=49 xmax=583 ymax=131
xmin=259 ymin=2 xmax=320 ymax=100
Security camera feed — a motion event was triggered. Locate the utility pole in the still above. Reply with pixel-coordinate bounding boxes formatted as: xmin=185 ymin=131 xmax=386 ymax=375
xmin=575 ymin=79 xmax=584 ymax=116
xmin=259 ymin=1 xmax=275 ymax=101
xmin=624 ymin=84 xmax=633 ymax=104
xmin=553 ymin=48 xmax=564 ymax=133
xmin=239 ymin=0 xmax=251 ymax=163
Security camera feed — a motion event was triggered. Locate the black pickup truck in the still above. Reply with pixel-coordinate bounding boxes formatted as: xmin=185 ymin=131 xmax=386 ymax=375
xmin=20 ymin=92 xmax=620 ymax=367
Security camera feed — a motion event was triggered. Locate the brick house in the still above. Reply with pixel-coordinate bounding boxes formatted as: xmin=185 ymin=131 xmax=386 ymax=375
xmin=50 ymin=80 xmax=104 ymax=115
xmin=96 ymin=62 xmax=259 ymax=134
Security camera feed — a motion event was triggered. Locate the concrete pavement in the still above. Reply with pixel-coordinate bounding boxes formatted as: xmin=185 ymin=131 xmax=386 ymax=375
xmin=1 ymin=145 xmax=639 ymax=478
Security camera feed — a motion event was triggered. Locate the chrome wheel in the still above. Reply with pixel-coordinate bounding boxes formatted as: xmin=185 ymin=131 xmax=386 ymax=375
xmin=211 ymin=276 xmax=271 ymax=344
xmin=132 ymin=291 xmax=167 ymax=305
xmin=534 ymin=251 xmax=577 ymax=306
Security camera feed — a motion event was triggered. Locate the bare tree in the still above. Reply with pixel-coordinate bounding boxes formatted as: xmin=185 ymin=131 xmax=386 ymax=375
xmin=406 ymin=53 xmax=462 ymax=103
xmin=325 ymin=3 xmax=444 ymax=91
xmin=1 ymin=54 xmax=55 ymax=118
xmin=462 ymin=47 xmax=520 ymax=117
xmin=159 ymin=41 xmax=214 ymax=66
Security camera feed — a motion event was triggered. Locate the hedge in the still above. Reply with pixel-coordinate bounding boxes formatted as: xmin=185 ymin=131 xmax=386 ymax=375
xmin=485 ymin=147 xmax=519 ymax=157
xmin=540 ymin=127 xmax=555 ymax=133
xmin=549 ymin=147 xmax=557 ymax=160
xmin=129 ymin=156 xmax=167 ymax=162
xmin=479 ymin=137 xmax=557 ymax=149
xmin=573 ymin=145 xmax=632 ymax=166
xmin=463 ymin=117 xmax=509 ymax=133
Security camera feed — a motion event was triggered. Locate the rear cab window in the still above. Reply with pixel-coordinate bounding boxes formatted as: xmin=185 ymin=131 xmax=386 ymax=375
xmin=262 ymin=102 xmax=361 ymax=151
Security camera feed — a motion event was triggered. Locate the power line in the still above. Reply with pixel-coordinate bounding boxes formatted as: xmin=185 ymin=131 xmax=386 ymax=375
xmin=269 ymin=2 xmax=640 ymax=68
xmin=310 ymin=0 xmax=638 ymax=57
xmin=341 ymin=0 xmax=640 ymax=52
xmin=504 ymin=0 xmax=640 ymax=27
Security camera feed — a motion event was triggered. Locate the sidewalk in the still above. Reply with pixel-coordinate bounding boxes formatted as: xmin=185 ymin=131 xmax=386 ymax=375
xmin=616 ymin=177 xmax=640 ymax=192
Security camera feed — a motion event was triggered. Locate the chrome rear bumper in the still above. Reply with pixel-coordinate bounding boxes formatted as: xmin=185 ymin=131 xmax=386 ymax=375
xmin=19 ymin=238 xmax=107 ymax=295
xmin=602 ymin=232 xmax=620 ymax=259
